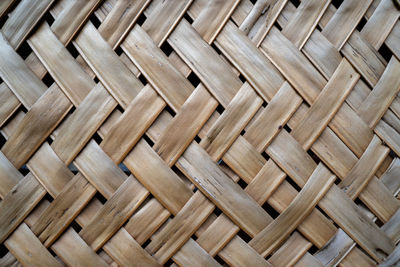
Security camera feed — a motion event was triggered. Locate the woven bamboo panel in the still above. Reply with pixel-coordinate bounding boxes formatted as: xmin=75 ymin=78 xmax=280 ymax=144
xmin=0 ymin=0 xmax=400 ymax=266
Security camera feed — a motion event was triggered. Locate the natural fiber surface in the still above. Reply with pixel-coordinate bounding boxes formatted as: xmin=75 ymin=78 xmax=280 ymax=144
xmin=0 ymin=0 xmax=400 ymax=266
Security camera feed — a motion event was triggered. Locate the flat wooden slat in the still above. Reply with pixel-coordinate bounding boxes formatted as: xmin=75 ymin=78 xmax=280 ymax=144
xmin=269 ymin=232 xmax=312 ymax=267
xmin=148 ymin=192 xmax=214 ymax=264
xmin=0 ymin=174 xmax=46 ymax=243
xmin=303 ymin=30 xmax=342 ymax=79
xmin=5 ymin=223 xmax=63 ymax=267
xmin=2 ymin=85 xmax=71 ymax=169
xmin=341 ymin=247 xmax=377 ymax=266
xmin=260 ymin=27 xmax=325 ymax=104
xmin=216 ymin=20 xmax=284 ymax=101
xmin=291 ymin=59 xmax=359 ymax=149
xmin=173 ymin=239 xmax=221 ymax=267
xmin=101 ymin=85 xmax=165 ymax=163
xmin=321 ymin=0 xmax=373 ymax=49
xmin=386 ymin=22 xmax=400 ymax=60
xmin=51 ymin=0 xmax=103 ymax=45
xmin=124 ymin=139 xmax=193 ymax=215
xmin=250 ymin=163 xmax=335 ymax=256
xmin=245 ymin=159 xmax=286 ymax=205
xmin=80 ymin=176 xmax=148 ymax=251
xmin=0 ymin=151 xmax=22 ymax=199
xmin=201 ymin=83 xmax=262 ymax=161
xmin=125 ymin=198 xmax=170 ymax=245
xmin=1 ymin=0 xmax=55 ymax=49
xmin=178 ymin=142 xmax=273 ymax=237
xmin=31 ymin=174 xmax=96 ymax=247
xmin=0 ymin=33 xmax=47 ymax=108
xmin=123 ymin=25 xmax=194 ymax=111
xmin=314 ymin=229 xmax=355 ymax=266
xmin=245 ymin=82 xmax=302 ymax=152
xmin=219 ymin=236 xmax=272 ymax=267
xmin=376 ymin=119 xmax=400 ymax=156
xmin=246 ymin=0 xmax=288 ymax=46
xmin=282 ymin=0 xmax=330 ymax=48
xmin=75 ymin=141 xmax=126 ymax=199
xmin=0 ymin=83 xmax=20 ymax=127
xmin=52 ymin=228 xmax=109 ymax=267
xmin=381 ymin=158 xmax=400 ymax=195
xmin=361 ymin=0 xmax=400 ymax=49
xmin=51 ymin=84 xmax=116 ymax=165
xmin=74 ymin=22 xmax=142 ymax=108
xmin=339 ymin=135 xmax=389 ymax=199
xmin=358 ymin=57 xmax=400 ymax=128
xmin=320 ymin=186 xmax=395 ymax=262
xmin=341 ymin=32 xmax=386 ymax=88
xmin=142 ymin=0 xmax=193 ymax=45
xmin=295 ymin=252 xmax=323 ymax=267
xmin=169 ymin=19 xmax=242 ymax=107
xmin=196 ymin=214 xmax=238 ymax=257
xmin=154 ymin=85 xmax=217 ymax=166
xmin=192 ymin=0 xmax=240 ymax=44
xmin=99 ymin=0 xmax=150 ymax=48
xmin=27 ymin=143 xmax=73 ymax=198
xmin=29 ymin=23 xmax=94 ymax=106
xmin=103 ymin=229 xmax=160 ymax=267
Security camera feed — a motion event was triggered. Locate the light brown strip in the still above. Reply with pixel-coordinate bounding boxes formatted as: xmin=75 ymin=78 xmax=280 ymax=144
xmin=358 ymin=57 xmax=400 ymax=128
xmin=31 ymin=174 xmax=96 ymax=247
xmin=52 ymin=228 xmax=109 ymax=267
xmin=149 ymin=192 xmax=214 ymax=264
xmin=28 ymin=22 xmax=94 ymax=106
xmin=101 ymin=85 xmax=165 ymax=163
xmin=124 ymin=140 xmax=193 ymax=215
xmin=123 ymin=25 xmax=194 ymax=111
xmin=142 ymin=0 xmax=193 ymax=45
xmin=250 ymin=163 xmax=335 ymax=256
xmin=0 ymin=174 xmax=46 ymax=243
xmin=74 ymin=22 xmax=142 ymax=108
xmin=291 ymin=59 xmax=359 ymax=150
xmin=1 ymin=0 xmax=55 ymax=49
xmin=201 ymin=83 xmax=262 ymax=161
xmin=154 ymin=85 xmax=217 ymax=166
xmin=103 ymin=229 xmax=160 ymax=267
xmin=321 ymin=0 xmax=373 ymax=49
xmin=2 ymin=85 xmax=71 ymax=168
xmin=80 ymin=176 xmax=148 ymax=251
xmin=169 ymin=19 xmax=242 ymax=107
xmin=75 ymin=141 xmax=126 ymax=199
xmin=339 ymin=135 xmax=389 ymax=199
xmin=51 ymin=83 xmax=116 ymax=165
xmin=52 ymin=0 xmax=102 ymax=44
xmin=178 ymin=142 xmax=273 ymax=237
xmin=216 ymin=20 xmax=284 ymax=101
xmin=0 ymin=32 xmax=47 ymax=108
xmin=282 ymin=0 xmax=330 ymax=48
xmin=245 ymin=82 xmax=302 ymax=152
xmin=5 ymin=223 xmax=62 ymax=267
xmin=192 ymin=0 xmax=240 ymax=43
xmin=261 ymin=27 xmax=325 ymax=104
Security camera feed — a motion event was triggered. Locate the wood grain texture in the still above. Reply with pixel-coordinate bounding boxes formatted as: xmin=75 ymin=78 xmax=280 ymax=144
xmin=5 ymin=223 xmax=63 ymax=267
xmin=0 ymin=1 xmax=399 ymax=265
xmin=2 ymin=85 xmax=71 ymax=168
xmin=123 ymin=25 xmax=194 ymax=111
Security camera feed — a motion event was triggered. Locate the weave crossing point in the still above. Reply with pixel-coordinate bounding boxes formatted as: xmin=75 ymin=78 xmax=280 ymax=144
xmin=0 ymin=0 xmax=400 ymax=266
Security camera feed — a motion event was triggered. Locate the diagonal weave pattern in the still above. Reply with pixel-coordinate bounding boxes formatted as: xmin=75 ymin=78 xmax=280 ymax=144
xmin=0 ymin=0 xmax=400 ymax=266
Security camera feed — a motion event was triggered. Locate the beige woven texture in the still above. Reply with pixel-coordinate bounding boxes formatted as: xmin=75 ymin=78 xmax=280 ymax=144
xmin=0 ymin=0 xmax=400 ymax=266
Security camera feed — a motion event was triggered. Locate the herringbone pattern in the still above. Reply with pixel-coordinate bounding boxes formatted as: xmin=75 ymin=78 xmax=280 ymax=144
xmin=0 ymin=0 xmax=400 ymax=266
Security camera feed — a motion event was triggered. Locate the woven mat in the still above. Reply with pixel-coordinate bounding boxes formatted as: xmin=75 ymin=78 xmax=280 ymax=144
xmin=0 ymin=0 xmax=400 ymax=266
